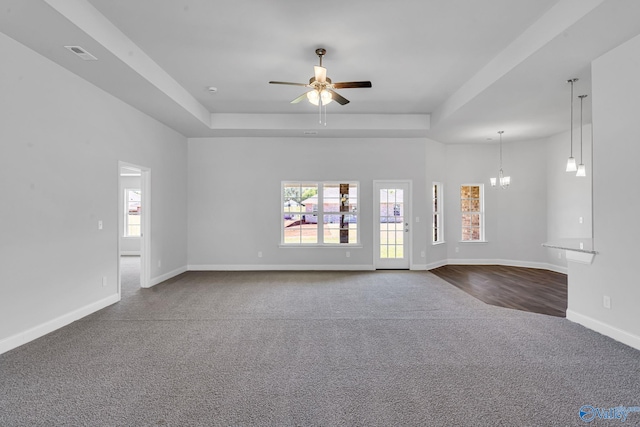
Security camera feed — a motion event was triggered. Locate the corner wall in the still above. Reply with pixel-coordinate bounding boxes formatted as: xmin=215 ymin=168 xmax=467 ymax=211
xmin=444 ymin=140 xmax=550 ymax=269
xmin=0 ymin=32 xmax=188 ymax=354
xmin=567 ymin=33 xmax=640 ymax=350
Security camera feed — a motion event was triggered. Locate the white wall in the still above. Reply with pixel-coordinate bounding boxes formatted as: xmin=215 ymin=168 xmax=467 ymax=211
xmin=187 ymin=137 xmax=438 ymax=269
xmin=567 ymin=33 xmax=640 ymax=350
xmin=0 ymin=32 xmax=188 ymax=352
xmin=444 ymin=140 xmax=550 ymax=268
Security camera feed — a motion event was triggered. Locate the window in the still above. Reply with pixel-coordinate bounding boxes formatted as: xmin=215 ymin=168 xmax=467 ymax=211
xmin=124 ymin=188 xmax=141 ymax=237
xmin=282 ymin=182 xmax=358 ymax=245
xmin=460 ymin=184 xmax=484 ymax=241
xmin=432 ymin=182 xmax=443 ymax=243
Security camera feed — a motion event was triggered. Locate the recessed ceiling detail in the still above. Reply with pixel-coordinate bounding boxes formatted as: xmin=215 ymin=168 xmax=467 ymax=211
xmin=2 ymin=0 xmax=638 ymax=140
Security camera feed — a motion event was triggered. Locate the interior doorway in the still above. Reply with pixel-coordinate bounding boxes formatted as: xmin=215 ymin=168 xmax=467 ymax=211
xmin=374 ymin=180 xmax=411 ymax=269
xmin=118 ymin=162 xmax=151 ymax=298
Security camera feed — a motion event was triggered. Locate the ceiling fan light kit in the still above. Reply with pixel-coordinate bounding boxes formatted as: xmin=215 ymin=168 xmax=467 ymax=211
xmin=269 ymin=48 xmax=372 ymax=124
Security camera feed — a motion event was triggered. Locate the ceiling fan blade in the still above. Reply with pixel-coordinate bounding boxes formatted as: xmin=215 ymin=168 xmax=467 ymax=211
xmin=291 ymin=91 xmax=310 ymax=104
xmin=314 ymin=66 xmax=327 ymax=83
xmin=269 ymin=81 xmax=309 ymax=87
xmin=327 ymin=89 xmax=349 ymax=105
xmin=332 ymin=81 xmax=372 ymax=89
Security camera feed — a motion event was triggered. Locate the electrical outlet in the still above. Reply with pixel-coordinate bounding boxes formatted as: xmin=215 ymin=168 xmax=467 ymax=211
xmin=415 ymin=216 xmax=420 ymax=223
xmin=158 ymin=260 xmax=162 ymax=268
xmin=455 ymin=247 xmax=459 ymax=253
xmin=579 ymin=216 xmax=583 ymax=224
xmin=603 ymin=296 xmax=611 ymax=309
xmin=102 ymin=276 xmax=107 ymax=287
xmin=258 ymin=251 xmax=263 ymax=258
xmin=98 ymin=220 xmax=103 ymax=230
xmin=346 ymin=251 xmax=350 ymax=258
xmin=421 ymin=251 xmax=426 ymax=258
xmin=558 ymin=252 xmax=562 ymax=259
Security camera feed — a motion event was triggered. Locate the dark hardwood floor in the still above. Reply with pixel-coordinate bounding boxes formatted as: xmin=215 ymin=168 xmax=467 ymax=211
xmin=429 ymin=265 xmax=567 ymax=317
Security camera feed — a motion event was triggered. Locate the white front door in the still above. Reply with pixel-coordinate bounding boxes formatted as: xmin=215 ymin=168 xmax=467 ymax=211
xmin=374 ymin=181 xmax=411 ymax=269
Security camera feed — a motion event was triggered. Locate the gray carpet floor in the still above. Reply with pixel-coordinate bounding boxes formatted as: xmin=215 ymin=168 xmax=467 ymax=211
xmin=1 ymin=270 xmax=639 ymax=426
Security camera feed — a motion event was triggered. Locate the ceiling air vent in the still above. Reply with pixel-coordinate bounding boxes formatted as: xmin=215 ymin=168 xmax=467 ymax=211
xmin=64 ymin=46 xmax=97 ymax=61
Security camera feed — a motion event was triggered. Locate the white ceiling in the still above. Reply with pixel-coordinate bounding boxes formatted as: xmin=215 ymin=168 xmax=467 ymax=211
xmin=2 ymin=0 xmax=640 ymax=143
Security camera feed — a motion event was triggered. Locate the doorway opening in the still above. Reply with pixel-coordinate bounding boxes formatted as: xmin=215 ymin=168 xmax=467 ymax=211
xmin=118 ymin=162 xmax=151 ymax=299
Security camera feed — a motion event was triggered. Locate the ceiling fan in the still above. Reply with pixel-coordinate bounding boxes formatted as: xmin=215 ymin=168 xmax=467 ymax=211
xmin=269 ymin=48 xmax=372 ymax=106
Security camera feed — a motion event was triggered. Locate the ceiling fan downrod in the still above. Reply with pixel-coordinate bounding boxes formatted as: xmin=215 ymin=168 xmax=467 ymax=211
xmin=316 ymin=48 xmax=326 ymax=67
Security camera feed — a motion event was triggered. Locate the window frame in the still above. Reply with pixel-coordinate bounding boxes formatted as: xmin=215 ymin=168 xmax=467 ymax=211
xmin=460 ymin=183 xmax=486 ymax=243
xmin=281 ymin=181 xmax=360 ymax=247
xmin=432 ymin=182 xmax=444 ymax=244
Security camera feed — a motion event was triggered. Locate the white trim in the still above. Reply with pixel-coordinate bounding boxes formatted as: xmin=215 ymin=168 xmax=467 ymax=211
xmin=149 ymin=265 xmax=188 ymax=287
xmin=188 ymin=264 xmax=375 ymax=271
xmin=410 ymin=263 xmax=427 ymax=271
xmin=567 ymin=310 xmax=640 ymax=352
xmin=0 ymin=294 xmax=119 ymax=355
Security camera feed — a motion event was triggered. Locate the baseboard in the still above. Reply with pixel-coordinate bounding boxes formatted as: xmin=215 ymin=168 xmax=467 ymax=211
xmin=425 ymin=259 xmax=448 ymax=270
xmin=566 ymin=309 xmax=640 ymax=351
xmin=188 ymin=264 xmax=375 ymax=271
xmin=445 ymin=258 xmax=567 ymax=274
xmin=0 ymin=293 xmax=120 ymax=355
xmin=410 ymin=263 xmax=427 ymax=271
xmin=148 ymin=265 xmax=188 ymax=288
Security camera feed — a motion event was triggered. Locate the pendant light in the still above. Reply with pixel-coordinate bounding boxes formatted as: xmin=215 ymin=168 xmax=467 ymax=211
xmin=490 ymin=131 xmax=510 ymax=189
xmin=576 ymin=94 xmax=588 ymax=177
xmin=566 ymin=78 xmax=578 ymax=172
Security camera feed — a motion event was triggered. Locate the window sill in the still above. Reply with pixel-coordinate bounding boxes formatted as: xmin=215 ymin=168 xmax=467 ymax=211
xmin=279 ymin=244 xmax=363 ymax=249
xmin=458 ymin=240 xmax=488 ymax=243
xmin=432 ymin=241 xmax=446 ymax=246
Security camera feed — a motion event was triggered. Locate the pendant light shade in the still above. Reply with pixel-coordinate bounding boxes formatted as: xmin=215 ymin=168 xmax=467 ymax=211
xmin=566 ymin=78 xmax=578 ymax=172
xmin=576 ymin=94 xmax=588 ymax=177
